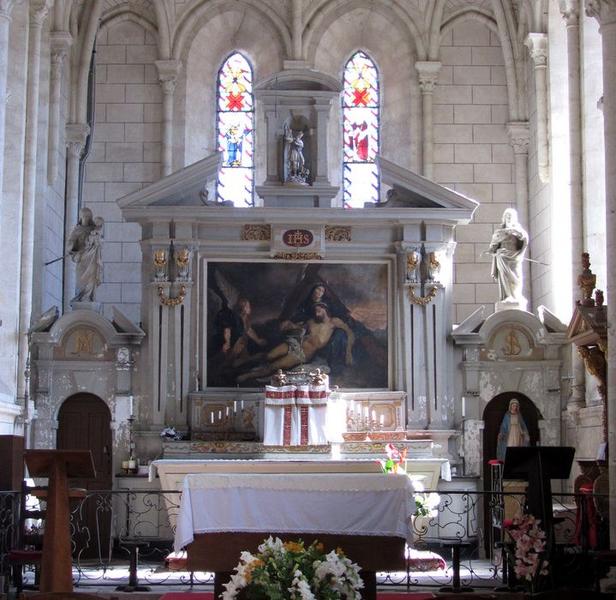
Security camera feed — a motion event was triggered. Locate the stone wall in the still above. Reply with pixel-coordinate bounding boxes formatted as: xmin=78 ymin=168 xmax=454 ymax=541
xmin=40 ymin=23 xmax=67 ymax=314
xmin=0 ymin=3 xmax=29 ymax=412
xmin=84 ymin=20 xmax=162 ymax=323
xmin=435 ymin=19 xmax=514 ymax=324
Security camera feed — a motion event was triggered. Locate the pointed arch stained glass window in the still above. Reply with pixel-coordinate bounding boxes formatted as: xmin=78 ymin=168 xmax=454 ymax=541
xmin=216 ymin=52 xmax=254 ymax=206
xmin=342 ymin=51 xmax=380 ymax=208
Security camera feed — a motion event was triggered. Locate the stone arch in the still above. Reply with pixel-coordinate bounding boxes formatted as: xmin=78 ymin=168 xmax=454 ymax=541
xmin=181 ymin=9 xmax=284 ymax=170
xmin=304 ymin=0 xmax=425 ymax=64
xmin=482 ymin=391 xmax=542 ymax=466
xmin=151 ymin=0 xmax=172 ymax=59
xmin=309 ymin=7 xmax=419 ymax=183
xmin=172 ymin=0 xmax=292 ymax=63
xmin=440 ymin=8 xmax=499 ymax=38
xmin=440 ymin=10 xmax=520 ymax=121
xmin=99 ymin=9 xmax=159 ymax=40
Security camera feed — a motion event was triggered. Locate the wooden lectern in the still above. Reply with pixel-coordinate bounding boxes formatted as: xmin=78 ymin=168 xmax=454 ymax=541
xmin=503 ymin=446 xmax=575 ymax=544
xmin=24 ymin=450 xmax=95 ymax=593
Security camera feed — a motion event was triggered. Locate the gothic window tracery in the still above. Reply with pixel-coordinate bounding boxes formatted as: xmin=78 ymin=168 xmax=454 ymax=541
xmin=216 ymin=52 xmax=255 ymax=206
xmin=342 ymin=51 xmax=380 ymax=208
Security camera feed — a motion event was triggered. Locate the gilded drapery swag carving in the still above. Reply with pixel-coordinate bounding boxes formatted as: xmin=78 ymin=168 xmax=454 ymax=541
xmin=324 ymin=225 xmax=352 ymax=242
xmin=158 ymin=285 xmax=186 ymax=307
xmin=241 ymin=224 xmax=272 ymax=241
xmin=407 ymin=285 xmax=439 ymax=306
xmin=273 ymin=252 xmax=323 ymax=261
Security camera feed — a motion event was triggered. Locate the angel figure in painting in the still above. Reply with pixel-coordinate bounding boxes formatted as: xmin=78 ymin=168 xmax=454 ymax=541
xmin=496 ymin=398 xmax=530 ymax=461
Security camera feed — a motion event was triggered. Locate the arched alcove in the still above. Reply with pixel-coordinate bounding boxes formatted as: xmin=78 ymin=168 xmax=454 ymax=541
xmin=57 ymin=393 xmax=112 ymax=558
xmin=482 ymin=392 xmax=542 ymax=467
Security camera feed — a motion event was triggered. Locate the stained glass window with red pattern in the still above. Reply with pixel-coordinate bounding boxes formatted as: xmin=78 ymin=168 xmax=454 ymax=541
xmin=216 ymin=52 xmax=254 ymax=206
xmin=342 ymin=51 xmax=380 ymax=208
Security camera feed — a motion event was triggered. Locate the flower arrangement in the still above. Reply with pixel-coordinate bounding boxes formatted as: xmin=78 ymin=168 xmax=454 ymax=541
xmin=503 ymin=513 xmax=549 ymax=584
xmin=377 ymin=443 xmax=408 ymax=474
xmin=221 ymin=537 xmax=364 ymax=600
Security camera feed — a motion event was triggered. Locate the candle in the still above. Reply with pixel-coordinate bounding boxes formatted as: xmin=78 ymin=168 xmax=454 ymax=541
xmin=233 ymin=400 xmax=237 ymax=414
xmin=210 ymin=412 xmax=214 ymax=424
xmin=129 ymin=395 xmax=134 ymax=416
xmin=371 ymin=410 xmax=376 ymax=422
xmin=462 ymin=396 xmax=466 ymax=418
xmin=226 ymin=406 xmax=229 ymax=417
xmin=379 ymin=414 xmax=384 ymax=426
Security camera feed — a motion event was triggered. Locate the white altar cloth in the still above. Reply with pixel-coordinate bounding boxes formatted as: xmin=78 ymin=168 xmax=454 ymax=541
xmin=174 ymin=472 xmax=414 ymax=551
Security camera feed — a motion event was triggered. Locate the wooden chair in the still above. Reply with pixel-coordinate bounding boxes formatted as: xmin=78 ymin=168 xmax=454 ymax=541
xmin=8 ymin=482 xmax=46 ymax=592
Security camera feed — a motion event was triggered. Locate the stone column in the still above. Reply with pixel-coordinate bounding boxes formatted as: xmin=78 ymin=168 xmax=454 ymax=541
xmin=525 ymin=33 xmax=550 ymax=183
xmin=47 ymin=30 xmax=72 ymax=184
xmin=506 ymin=121 xmax=531 ymax=304
xmin=415 ymin=61 xmax=441 ymax=180
xmin=291 ymin=0 xmax=302 ymax=60
xmin=155 ymin=59 xmax=181 ymax=177
xmin=0 ymin=0 xmax=17 ymax=197
xmin=586 ymin=0 xmax=616 ymax=548
xmin=560 ymin=0 xmax=587 ymax=413
xmin=314 ymin=100 xmax=332 ymax=183
xmin=17 ymin=0 xmax=52 ymax=403
xmin=63 ymin=122 xmax=89 ymax=309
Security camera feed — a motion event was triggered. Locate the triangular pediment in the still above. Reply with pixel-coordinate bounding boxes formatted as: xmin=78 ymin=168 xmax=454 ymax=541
xmin=567 ymin=303 xmax=607 ymax=345
xmin=376 ymin=156 xmax=479 ymax=215
xmin=117 ymin=153 xmax=222 ymax=209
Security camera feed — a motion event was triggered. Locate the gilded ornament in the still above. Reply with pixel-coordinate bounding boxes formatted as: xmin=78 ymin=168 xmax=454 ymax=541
xmin=502 ymin=329 xmax=522 ymax=356
xmin=427 ymin=251 xmax=441 ymax=281
xmin=241 ymin=224 xmax=271 ymax=241
xmin=577 ymin=252 xmax=596 ymax=306
xmin=158 ymin=285 xmax=187 ymax=307
xmin=408 ymin=285 xmax=439 ymax=306
xmin=325 ymin=226 xmax=352 ymax=242
xmin=273 ymin=252 xmax=322 ymax=261
xmin=175 ymin=247 xmax=191 ymax=279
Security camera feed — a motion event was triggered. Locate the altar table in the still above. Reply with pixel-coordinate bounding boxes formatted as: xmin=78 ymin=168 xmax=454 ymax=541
xmin=176 ymin=472 xmax=413 ymax=599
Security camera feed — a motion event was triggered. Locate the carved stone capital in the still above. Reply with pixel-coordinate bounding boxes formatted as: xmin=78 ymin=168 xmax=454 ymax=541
xmin=50 ymin=32 xmax=72 ymax=77
xmin=50 ymin=30 xmax=72 ymax=56
xmin=586 ymin=0 xmax=616 ymax=26
xmin=29 ymin=0 xmax=52 ymax=27
xmin=415 ymin=61 xmax=441 ymax=94
xmin=559 ymin=0 xmax=580 ymax=26
xmin=155 ymin=59 xmax=182 ymax=95
xmin=0 ymin=0 xmax=18 ymax=22
xmin=65 ymin=122 xmax=90 ymax=158
xmin=525 ymin=33 xmax=548 ymax=67
xmin=506 ymin=121 xmax=530 ymax=155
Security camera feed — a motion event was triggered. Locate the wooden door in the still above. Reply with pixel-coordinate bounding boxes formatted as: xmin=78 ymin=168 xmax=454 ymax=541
xmin=482 ymin=392 xmax=541 ymax=556
xmin=57 ymin=394 xmax=112 ymax=560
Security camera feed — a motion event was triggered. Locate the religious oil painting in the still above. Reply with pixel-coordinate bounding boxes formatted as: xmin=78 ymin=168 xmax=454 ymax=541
xmin=206 ymin=261 xmax=390 ymax=389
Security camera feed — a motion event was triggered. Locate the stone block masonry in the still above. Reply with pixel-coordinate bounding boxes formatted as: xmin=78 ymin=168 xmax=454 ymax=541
xmin=85 ymin=20 xmax=162 ymax=324
xmin=436 ymin=20 xmax=514 ymax=323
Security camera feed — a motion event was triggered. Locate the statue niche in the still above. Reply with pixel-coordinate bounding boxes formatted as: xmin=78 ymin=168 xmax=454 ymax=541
xmin=283 ymin=119 xmax=311 ymax=185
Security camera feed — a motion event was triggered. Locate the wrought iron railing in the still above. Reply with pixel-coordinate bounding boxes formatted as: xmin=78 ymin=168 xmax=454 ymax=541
xmin=0 ymin=488 xmax=606 ymax=592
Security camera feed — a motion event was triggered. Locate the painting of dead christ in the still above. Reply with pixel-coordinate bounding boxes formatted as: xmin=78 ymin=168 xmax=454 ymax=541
xmin=206 ymin=261 xmax=389 ymax=388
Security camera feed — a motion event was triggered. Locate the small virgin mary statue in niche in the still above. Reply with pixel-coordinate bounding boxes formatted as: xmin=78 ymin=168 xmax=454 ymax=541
xmin=496 ymin=398 xmax=530 ymax=461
